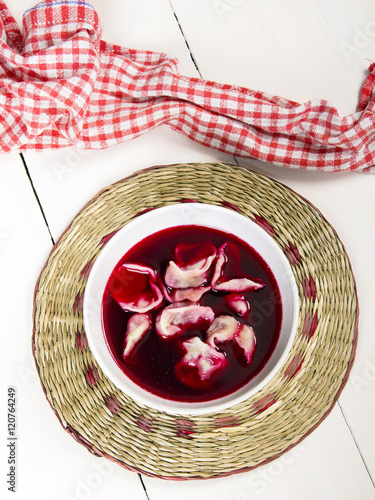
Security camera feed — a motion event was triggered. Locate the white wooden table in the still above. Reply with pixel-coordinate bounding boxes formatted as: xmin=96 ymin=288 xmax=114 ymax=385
xmin=1 ymin=1 xmax=375 ymax=499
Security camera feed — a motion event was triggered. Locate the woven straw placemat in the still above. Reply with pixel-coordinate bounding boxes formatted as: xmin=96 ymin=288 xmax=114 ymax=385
xmin=33 ymin=163 xmax=358 ymax=480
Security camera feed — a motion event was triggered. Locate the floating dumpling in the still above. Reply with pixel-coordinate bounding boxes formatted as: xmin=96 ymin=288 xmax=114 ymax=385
xmin=175 ymin=336 xmax=228 ymax=387
xmin=211 ymin=242 xmax=265 ymax=292
xmin=109 ymin=262 xmax=163 ymax=313
xmin=235 ymin=323 xmax=257 ymax=363
xmin=207 ymin=315 xmax=256 ymax=364
xmin=225 ymin=293 xmax=250 ymax=316
xmin=123 ymin=313 xmax=151 ymax=358
xmin=166 ymin=285 xmax=211 ymax=303
xmin=206 ymin=315 xmax=239 ymax=347
xmin=164 ymin=241 xmax=217 ymax=289
xmin=155 ymin=301 xmax=215 ymax=339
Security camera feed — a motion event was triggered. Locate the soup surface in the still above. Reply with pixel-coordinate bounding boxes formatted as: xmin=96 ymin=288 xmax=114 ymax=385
xmin=102 ymin=224 xmax=282 ymax=402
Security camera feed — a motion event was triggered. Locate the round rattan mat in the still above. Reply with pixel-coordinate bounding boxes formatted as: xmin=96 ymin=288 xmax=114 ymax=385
xmin=33 ymin=162 xmax=358 ymax=480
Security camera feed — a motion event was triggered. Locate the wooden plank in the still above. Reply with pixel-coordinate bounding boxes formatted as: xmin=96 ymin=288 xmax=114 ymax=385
xmin=170 ymin=0 xmax=375 ymax=491
xmin=0 ymin=153 xmax=148 ymax=499
xmin=91 ymin=0 xmax=199 ymax=76
xmin=22 ymin=128 xmax=233 ymax=242
xmin=314 ymin=0 xmax=375 ymax=81
xmin=169 ymin=0 xmax=369 ymax=115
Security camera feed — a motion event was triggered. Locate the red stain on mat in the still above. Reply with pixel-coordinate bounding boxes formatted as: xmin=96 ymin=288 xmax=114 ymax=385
xmin=213 ymin=416 xmax=240 ymax=428
xmin=252 ymin=214 xmax=276 ymax=236
xmin=175 ymin=419 xmax=195 ymax=438
xmin=99 ymin=230 xmax=119 ymax=248
xmin=302 ymin=309 xmax=318 ymax=340
xmin=302 ymin=275 xmax=317 ymax=301
xmin=251 ymin=393 xmax=278 ymax=415
xmin=75 ymin=328 xmax=88 ymax=352
xmin=79 ymin=256 xmax=96 ymax=281
xmin=284 ymin=242 xmax=302 ymax=265
xmin=73 ymin=290 xmax=84 ymax=314
xmin=104 ymin=393 xmax=122 ymax=415
xmin=136 ymin=415 xmax=153 ymax=433
xmin=284 ymin=352 xmax=305 ymax=380
xmin=85 ymin=364 xmax=98 ymax=387
xmin=220 ymin=201 xmax=241 ymax=213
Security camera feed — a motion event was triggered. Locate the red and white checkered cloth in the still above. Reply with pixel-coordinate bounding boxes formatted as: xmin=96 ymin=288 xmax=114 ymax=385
xmin=1 ymin=0 xmax=375 ymax=172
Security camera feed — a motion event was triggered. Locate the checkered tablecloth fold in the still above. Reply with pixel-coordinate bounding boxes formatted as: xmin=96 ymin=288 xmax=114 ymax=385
xmin=0 ymin=0 xmax=374 ymax=172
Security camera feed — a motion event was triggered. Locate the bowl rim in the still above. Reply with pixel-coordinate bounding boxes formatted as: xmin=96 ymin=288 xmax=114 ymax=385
xmin=83 ymin=203 xmax=299 ymax=415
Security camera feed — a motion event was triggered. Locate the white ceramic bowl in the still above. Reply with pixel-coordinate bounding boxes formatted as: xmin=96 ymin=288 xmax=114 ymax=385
xmin=83 ymin=203 xmax=299 ymax=415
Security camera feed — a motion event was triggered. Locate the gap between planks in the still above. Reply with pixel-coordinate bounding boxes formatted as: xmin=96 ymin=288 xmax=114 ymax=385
xmin=19 ymin=152 xmax=55 ymax=246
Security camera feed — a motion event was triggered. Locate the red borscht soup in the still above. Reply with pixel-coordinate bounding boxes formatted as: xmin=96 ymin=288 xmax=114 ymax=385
xmin=102 ymin=224 xmax=282 ymax=403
